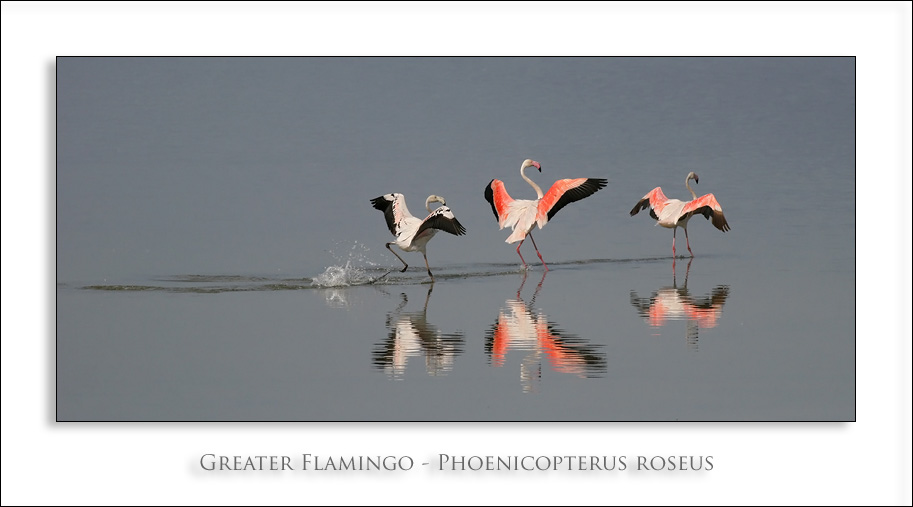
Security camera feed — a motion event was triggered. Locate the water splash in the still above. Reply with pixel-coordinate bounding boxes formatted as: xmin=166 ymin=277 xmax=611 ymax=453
xmin=312 ymin=242 xmax=382 ymax=287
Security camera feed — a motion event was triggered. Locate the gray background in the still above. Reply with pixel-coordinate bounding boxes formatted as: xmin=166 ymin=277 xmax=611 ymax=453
xmin=57 ymin=57 xmax=855 ymax=422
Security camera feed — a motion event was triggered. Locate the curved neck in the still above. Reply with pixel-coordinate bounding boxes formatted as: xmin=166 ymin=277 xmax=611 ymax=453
xmin=685 ymin=176 xmax=697 ymax=200
xmin=425 ymin=196 xmax=442 ymax=212
xmin=521 ymin=164 xmax=544 ymax=199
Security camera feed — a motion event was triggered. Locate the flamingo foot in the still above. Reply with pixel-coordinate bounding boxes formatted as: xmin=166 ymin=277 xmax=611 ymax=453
xmin=516 ymin=243 xmax=528 ymax=270
xmin=536 ymin=252 xmax=548 ymax=271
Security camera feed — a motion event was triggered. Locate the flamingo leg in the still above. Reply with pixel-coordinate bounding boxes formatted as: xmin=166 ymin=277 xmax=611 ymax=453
xmin=528 ymin=232 xmax=548 ymax=271
xmin=385 ymin=242 xmax=409 ymax=272
xmin=422 ymin=252 xmax=435 ymax=282
xmin=515 ymin=239 xmax=529 ymax=269
xmin=684 ymin=228 xmax=694 ymax=257
xmin=672 ymin=229 xmax=678 ymax=258
xmin=530 ymin=270 xmax=547 ymax=304
xmin=517 ymin=270 xmax=528 ymax=298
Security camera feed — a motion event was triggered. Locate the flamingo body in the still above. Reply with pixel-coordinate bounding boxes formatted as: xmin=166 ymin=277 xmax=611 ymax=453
xmin=484 ymin=159 xmax=607 ymax=269
xmin=630 ymin=172 xmax=730 ymax=257
xmin=371 ymin=193 xmax=466 ymax=280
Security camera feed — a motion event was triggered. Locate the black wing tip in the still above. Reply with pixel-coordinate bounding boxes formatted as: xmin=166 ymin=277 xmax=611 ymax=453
xmin=370 ymin=195 xmax=391 ymax=211
xmin=700 ymin=207 xmax=731 ymax=232
xmin=454 ymin=219 xmax=468 ymax=236
xmin=717 ymin=214 xmax=731 ymax=232
xmin=544 ymin=178 xmax=609 ymax=222
xmin=483 ymin=181 xmax=499 ymax=221
xmin=629 ymin=199 xmax=647 ymax=216
xmin=580 ymin=178 xmax=608 ymax=197
xmin=421 ymin=214 xmax=467 ymax=237
xmin=446 ymin=214 xmax=467 ymax=236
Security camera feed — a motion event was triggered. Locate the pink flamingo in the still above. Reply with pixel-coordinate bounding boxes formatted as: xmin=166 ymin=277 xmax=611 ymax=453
xmin=484 ymin=158 xmax=607 ymax=270
xmin=630 ymin=172 xmax=730 ymax=258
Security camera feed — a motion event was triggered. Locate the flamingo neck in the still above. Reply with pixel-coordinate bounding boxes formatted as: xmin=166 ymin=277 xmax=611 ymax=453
xmin=685 ymin=177 xmax=697 ymax=200
xmin=521 ymin=164 xmax=544 ymax=199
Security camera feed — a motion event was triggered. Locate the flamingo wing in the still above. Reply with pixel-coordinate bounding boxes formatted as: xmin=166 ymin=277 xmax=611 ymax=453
xmin=371 ymin=193 xmax=414 ymax=236
xmin=484 ymin=179 xmax=515 ymax=227
xmin=690 ymin=285 xmax=731 ymax=310
xmin=680 ymin=193 xmax=730 ymax=232
xmin=415 ymin=205 xmax=467 ymax=238
xmin=486 ymin=313 xmax=512 ymax=367
xmin=538 ymin=178 xmax=608 ymax=224
xmin=630 ymin=187 xmax=669 ymax=221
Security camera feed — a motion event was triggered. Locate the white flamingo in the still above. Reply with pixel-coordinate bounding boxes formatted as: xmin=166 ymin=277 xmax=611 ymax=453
xmin=374 ymin=286 xmax=464 ymax=378
xmin=484 ymin=158 xmax=607 ymax=270
xmin=370 ymin=193 xmax=466 ymax=281
xmin=630 ymin=172 xmax=730 ymax=258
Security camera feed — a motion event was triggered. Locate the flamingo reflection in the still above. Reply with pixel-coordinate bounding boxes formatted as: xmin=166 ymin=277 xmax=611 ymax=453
xmin=629 ymin=259 xmax=730 ymax=350
xmin=373 ymin=284 xmax=464 ymax=379
xmin=485 ymin=271 xmax=606 ymax=392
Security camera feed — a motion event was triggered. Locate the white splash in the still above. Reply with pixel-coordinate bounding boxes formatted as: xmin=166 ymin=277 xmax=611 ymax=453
xmin=311 ymin=242 xmax=381 ymax=287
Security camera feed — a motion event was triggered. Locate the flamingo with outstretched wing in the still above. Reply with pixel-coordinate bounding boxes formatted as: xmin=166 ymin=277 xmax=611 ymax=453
xmin=484 ymin=158 xmax=607 ymax=270
xmin=371 ymin=193 xmax=466 ymax=281
xmin=630 ymin=172 xmax=730 ymax=257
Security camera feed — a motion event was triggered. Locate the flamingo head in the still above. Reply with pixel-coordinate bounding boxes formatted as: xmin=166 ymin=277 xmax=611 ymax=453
xmin=521 ymin=159 xmax=542 ymax=172
xmin=425 ymin=195 xmax=446 ymax=210
xmin=687 ymin=171 xmax=699 ymax=185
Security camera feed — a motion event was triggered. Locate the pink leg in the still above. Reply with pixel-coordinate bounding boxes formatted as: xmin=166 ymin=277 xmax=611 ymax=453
xmin=672 ymin=229 xmax=678 ymax=258
xmin=528 ymin=232 xmax=548 ymax=271
xmin=516 ymin=270 xmax=528 ymax=298
xmin=516 ymin=239 xmax=528 ymax=269
xmin=684 ymin=228 xmax=694 ymax=257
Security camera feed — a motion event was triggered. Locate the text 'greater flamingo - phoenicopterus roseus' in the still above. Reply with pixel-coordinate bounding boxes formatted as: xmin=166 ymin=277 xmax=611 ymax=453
xmin=371 ymin=193 xmax=466 ymax=281
xmin=629 ymin=172 xmax=730 ymax=258
xmin=484 ymin=159 xmax=607 ymax=270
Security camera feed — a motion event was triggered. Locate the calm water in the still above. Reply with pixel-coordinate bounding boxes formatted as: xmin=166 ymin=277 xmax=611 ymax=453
xmin=56 ymin=57 xmax=855 ymax=421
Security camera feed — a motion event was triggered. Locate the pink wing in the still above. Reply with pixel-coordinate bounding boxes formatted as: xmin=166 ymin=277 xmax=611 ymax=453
xmin=537 ymin=178 xmax=608 ymax=225
xmin=629 ymin=187 xmax=669 ymax=220
xmin=681 ymin=193 xmax=730 ymax=232
xmin=484 ymin=179 xmax=515 ymax=228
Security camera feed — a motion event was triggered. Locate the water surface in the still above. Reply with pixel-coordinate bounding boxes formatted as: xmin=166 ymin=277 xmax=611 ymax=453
xmin=56 ymin=57 xmax=855 ymax=421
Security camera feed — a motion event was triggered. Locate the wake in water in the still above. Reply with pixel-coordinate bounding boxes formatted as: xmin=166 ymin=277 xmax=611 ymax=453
xmin=74 ymin=253 xmax=677 ymax=293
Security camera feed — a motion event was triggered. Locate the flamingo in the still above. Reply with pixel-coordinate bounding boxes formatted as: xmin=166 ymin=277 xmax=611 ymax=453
xmin=629 ymin=258 xmax=731 ymax=350
xmin=370 ymin=193 xmax=466 ymax=281
xmin=373 ymin=285 xmax=464 ymax=378
xmin=486 ymin=272 xmax=607 ymax=392
xmin=484 ymin=158 xmax=607 ymax=270
xmin=629 ymin=171 xmax=730 ymax=258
